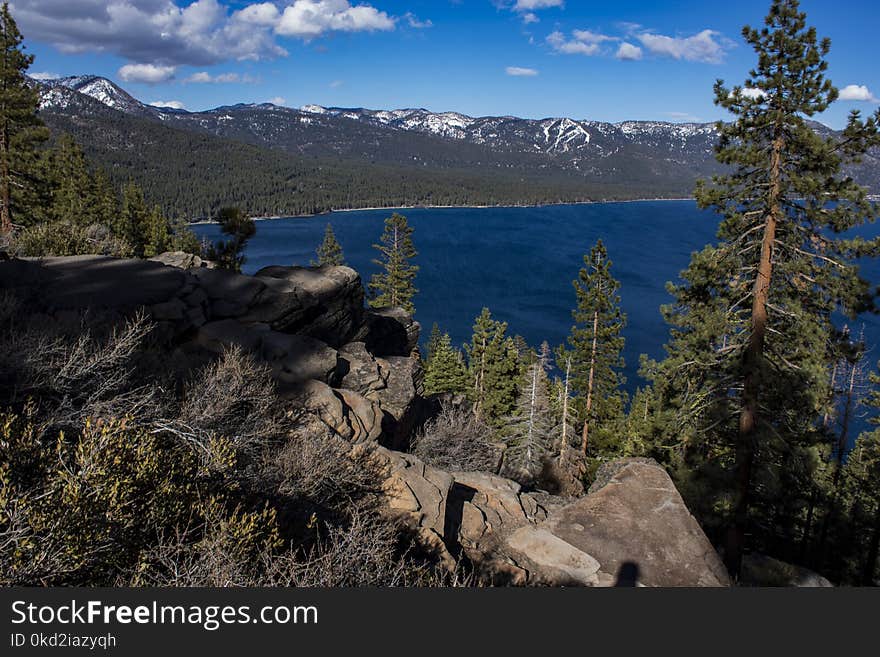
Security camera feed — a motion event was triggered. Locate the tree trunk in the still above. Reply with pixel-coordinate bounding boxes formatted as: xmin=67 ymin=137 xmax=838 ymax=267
xmin=726 ymin=133 xmax=783 ymax=578
xmin=581 ymin=310 xmax=599 ymax=455
xmin=526 ymin=366 xmax=537 ymax=465
xmin=0 ymin=119 xmax=10 ymax=235
xmin=474 ymin=337 xmax=486 ymax=420
xmin=559 ymin=357 xmax=571 ymax=465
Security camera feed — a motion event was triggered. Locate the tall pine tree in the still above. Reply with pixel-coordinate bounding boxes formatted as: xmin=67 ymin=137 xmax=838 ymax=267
xmin=501 ymin=352 xmax=555 ymax=484
xmin=558 ymin=240 xmax=627 ymax=460
xmin=650 ymin=0 xmax=880 ymax=577
xmin=0 ymin=3 xmax=48 ymax=234
xmin=313 ymin=222 xmax=345 ymax=267
xmin=465 ymin=308 xmax=519 ymax=426
xmin=368 ymin=213 xmax=418 ymax=314
xmin=48 ymin=134 xmax=93 ymax=226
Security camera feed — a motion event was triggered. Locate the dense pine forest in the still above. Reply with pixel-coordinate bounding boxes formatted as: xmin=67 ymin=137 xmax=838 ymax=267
xmin=3 ymin=0 xmax=880 ymax=587
xmin=43 ymin=102 xmax=656 ymax=220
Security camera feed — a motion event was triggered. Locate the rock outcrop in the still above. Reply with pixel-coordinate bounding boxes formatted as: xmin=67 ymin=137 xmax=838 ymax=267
xmin=385 ymin=457 xmax=729 ymax=587
xmin=1 ymin=253 xmax=729 ymax=586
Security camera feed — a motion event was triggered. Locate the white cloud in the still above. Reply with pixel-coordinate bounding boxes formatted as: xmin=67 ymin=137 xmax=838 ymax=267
xmin=14 ymin=0 xmax=401 ymax=68
xmin=839 ymin=84 xmax=879 ymax=103
xmin=15 ymin=0 xmax=287 ymax=66
xmin=506 ymin=66 xmax=538 ymax=77
xmin=276 ymin=0 xmax=396 ymax=38
xmin=185 ymin=71 xmax=255 ymax=83
xmin=547 ymin=30 xmax=608 ymax=56
xmin=149 ymin=100 xmax=186 ymax=109
xmin=234 ymin=2 xmax=281 ymax=26
xmin=615 ymin=42 xmax=642 ymax=61
xmin=268 ymin=96 xmax=287 ymax=105
xmin=118 ymin=63 xmax=177 ymax=83
xmin=521 ymin=12 xmax=539 ymax=24
xmin=329 ymin=79 xmax=344 ymax=88
xmin=571 ymin=29 xmax=616 ymax=45
xmin=513 ymin=0 xmax=563 ymax=10
xmin=636 ymin=29 xmax=732 ymax=64
xmin=29 ymin=71 xmax=60 ymax=80
xmin=404 ymin=12 xmax=432 ymax=29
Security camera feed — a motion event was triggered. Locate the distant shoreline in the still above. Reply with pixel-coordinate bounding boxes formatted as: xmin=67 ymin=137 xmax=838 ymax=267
xmin=189 ymin=197 xmax=696 ymax=225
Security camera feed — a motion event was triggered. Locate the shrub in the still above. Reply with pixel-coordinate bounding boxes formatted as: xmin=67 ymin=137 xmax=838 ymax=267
xmin=12 ymin=221 xmax=130 ymax=257
xmin=0 ymin=411 xmax=279 ymax=586
xmin=411 ymin=403 xmax=500 ymax=472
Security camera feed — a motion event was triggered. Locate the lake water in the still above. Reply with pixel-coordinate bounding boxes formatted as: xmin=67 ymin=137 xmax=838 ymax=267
xmin=193 ymin=201 xmax=880 ymax=411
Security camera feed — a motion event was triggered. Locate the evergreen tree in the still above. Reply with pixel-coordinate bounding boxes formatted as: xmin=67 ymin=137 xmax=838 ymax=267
xmin=649 ymin=0 xmax=880 ymax=576
xmin=559 ymin=240 xmax=627 ymax=460
xmin=143 ymin=205 xmax=170 ymax=257
xmin=90 ymin=167 xmax=119 ymax=228
xmin=313 ymin=223 xmax=345 ymax=267
xmin=842 ymin=372 xmax=880 ymax=584
xmin=0 ymin=3 xmax=48 ymax=233
xmin=465 ymin=308 xmax=519 ymax=426
xmin=501 ymin=354 xmax=555 ymax=483
xmin=423 ymin=330 xmax=469 ymax=395
xmin=368 ymin=213 xmax=418 ymax=314
xmin=115 ymin=181 xmax=150 ymax=256
xmin=168 ymin=214 xmax=201 ymax=255
xmin=48 ymin=134 xmax=93 ymax=226
xmin=425 ymin=322 xmax=443 ymax=361
xmin=206 ymin=206 xmax=256 ymax=272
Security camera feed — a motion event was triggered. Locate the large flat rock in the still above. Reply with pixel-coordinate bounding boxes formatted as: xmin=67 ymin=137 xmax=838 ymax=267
xmin=1 ymin=255 xmax=186 ymax=310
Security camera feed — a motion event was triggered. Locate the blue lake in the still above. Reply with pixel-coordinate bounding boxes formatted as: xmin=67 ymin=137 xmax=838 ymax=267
xmin=193 ymin=201 xmax=880 ymax=408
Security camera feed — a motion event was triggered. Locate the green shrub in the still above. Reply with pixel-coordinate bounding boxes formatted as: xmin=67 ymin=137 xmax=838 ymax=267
xmin=12 ymin=221 xmax=130 ymax=257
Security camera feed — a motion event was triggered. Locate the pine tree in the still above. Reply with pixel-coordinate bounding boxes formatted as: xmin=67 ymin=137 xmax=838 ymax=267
xmin=48 ymin=134 xmax=93 ymax=226
xmin=465 ymin=308 xmax=519 ymax=426
xmin=423 ymin=330 xmax=469 ymax=395
xmin=115 ymin=181 xmax=149 ymax=256
xmin=313 ymin=222 xmax=345 ymax=267
xmin=0 ymin=3 xmax=48 ymax=233
xmin=143 ymin=206 xmax=170 ymax=257
xmin=90 ymin=167 xmax=119 ymax=228
xmin=368 ymin=213 xmax=418 ymax=314
xmin=842 ymin=377 xmax=880 ymax=585
xmin=501 ymin=354 xmax=555 ymax=483
xmin=168 ymin=214 xmax=201 ymax=255
xmin=425 ymin=322 xmax=443 ymax=361
xmin=651 ymin=0 xmax=880 ymax=577
xmin=206 ymin=206 xmax=256 ymax=272
xmin=560 ymin=240 xmax=627 ymax=459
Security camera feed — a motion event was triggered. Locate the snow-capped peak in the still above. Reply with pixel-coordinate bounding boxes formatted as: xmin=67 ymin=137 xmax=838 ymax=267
xmin=39 ymin=75 xmax=145 ymax=113
xmin=300 ymin=104 xmax=329 ymax=114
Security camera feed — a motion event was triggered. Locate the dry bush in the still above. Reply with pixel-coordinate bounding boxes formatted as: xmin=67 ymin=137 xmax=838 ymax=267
xmin=154 ymin=346 xmax=287 ymax=474
xmin=411 ymin=403 xmax=501 ymax=473
xmin=0 ymin=305 xmax=164 ymax=436
xmin=266 ymin=437 xmax=387 ymax=517
xmin=131 ymin=507 xmax=473 ymax=587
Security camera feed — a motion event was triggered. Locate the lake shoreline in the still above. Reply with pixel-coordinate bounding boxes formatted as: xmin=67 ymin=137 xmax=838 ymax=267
xmin=189 ymin=197 xmax=695 ymax=225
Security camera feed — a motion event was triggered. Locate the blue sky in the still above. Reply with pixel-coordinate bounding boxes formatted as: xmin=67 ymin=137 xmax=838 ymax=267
xmin=14 ymin=0 xmax=880 ymax=128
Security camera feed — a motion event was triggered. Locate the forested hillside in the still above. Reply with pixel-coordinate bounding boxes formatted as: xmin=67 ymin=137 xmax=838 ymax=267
xmin=43 ymin=96 xmax=648 ymax=219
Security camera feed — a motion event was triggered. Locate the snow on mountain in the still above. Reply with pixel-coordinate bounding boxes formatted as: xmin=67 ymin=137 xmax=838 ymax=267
xmin=33 ymin=74 xmax=735 ymax=174
xmin=39 ymin=75 xmax=146 ymax=114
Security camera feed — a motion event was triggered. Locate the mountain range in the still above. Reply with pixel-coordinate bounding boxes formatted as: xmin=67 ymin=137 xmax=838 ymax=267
xmin=35 ymin=75 xmax=880 ymax=219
